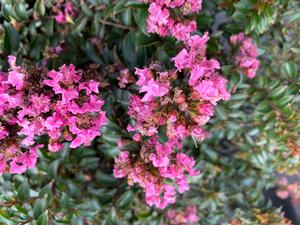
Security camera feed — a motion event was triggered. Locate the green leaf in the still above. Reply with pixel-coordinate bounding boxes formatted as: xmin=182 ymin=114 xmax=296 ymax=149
xmin=37 ymin=210 xmax=49 ymax=225
xmin=101 ymin=134 xmax=120 ymax=146
xmin=276 ymin=95 xmax=294 ymax=108
xmin=3 ymin=22 xmax=20 ymax=54
xmin=34 ymin=0 xmax=46 ymax=17
xmin=267 ymin=86 xmax=287 ymax=99
xmin=100 ymin=145 xmax=120 ymax=157
xmin=256 ymin=100 xmax=271 ymax=113
xmin=33 ymin=199 xmax=47 ymax=220
xmin=117 ymin=190 xmax=134 ymax=209
xmin=71 ymin=215 xmax=84 ymax=225
xmin=221 ymin=65 xmax=234 ymax=76
xmin=107 ymin=207 xmax=118 ymax=225
xmin=96 ymin=171 xmax=118 ymax=186
xmin=122 ymin=32 xmax=137 ymax=65
xmin=122 ymin=9 xmax=132 ymax=26
xmin=17 ymin=182 xmax=30 ymax=201
xmin=81 ymin=1 xmax=93 ymax=17
xmin=113 ymin=0 xmax=127 ymax=16
xmin=282 ymin=61 xmax=297 ymax=79
xmin=215 ymin=105 xmax=227 ymax=120
xmin=134 ymin=9 xmax=148 ymax=36
xmin=125 ymin=1 xmax=148 ymax=9
xmin=48 ymin=159 xmax=61 ymax=179
xmin=2 ymin=3 xmax=12 ymax=20
xmin=72 ymin=16 xmax=89 ymax=34
xmin=28 ymin=36 xmax=45 ymax=59
xmin=14 ymin=2 xmax=28 ymax=21
xmin=81 ymin=40 xmax=103 ymax=64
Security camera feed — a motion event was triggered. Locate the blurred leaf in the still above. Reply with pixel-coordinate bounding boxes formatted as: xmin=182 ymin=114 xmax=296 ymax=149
xmin=17 ymin=182 xmax=30 ymax=201
xmin=117 ymin=189 xmax=134 ymax=209
xmin=33 ymin=199 xmax=47 ymax=220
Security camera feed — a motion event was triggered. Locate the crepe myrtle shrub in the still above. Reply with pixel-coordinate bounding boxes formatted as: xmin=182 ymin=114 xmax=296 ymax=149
xmin=0 ymin=0 xmax=299 ymax=224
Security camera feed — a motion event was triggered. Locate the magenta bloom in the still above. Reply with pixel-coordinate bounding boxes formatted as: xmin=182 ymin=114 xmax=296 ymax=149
xmin=143 ymin=0 xmax=202 ymax=40
xmin=0 ymin=57 xmax=108 ymax=175
xmin=114 ymin=137 xmax=198 ymax=209
xmin=230 ymin=32 xmax=260 ymax=78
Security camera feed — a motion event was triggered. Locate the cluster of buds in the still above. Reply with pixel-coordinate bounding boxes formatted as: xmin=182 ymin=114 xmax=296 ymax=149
xmin=138 ymin=0 xmax=202 ymax=40
xmin=114 ymin=137 xmax=198 ymax=209
xmin=230 ymin=32 xmax=260 ymax=79
xmin=0 ymin=56 xmax=107 ymax=175
xmin=127 ymin=32 xmax=230 ymax=142
xmin=163 ymin=205 xmax=200 ymax=225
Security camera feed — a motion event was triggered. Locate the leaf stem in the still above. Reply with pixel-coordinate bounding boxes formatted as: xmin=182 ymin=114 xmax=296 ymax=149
xmin=98 ymin=19 xmax=135 ymax=31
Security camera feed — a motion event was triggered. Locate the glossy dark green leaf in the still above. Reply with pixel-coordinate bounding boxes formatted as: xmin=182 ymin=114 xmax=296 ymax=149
xmin=14 ymin=2 xmax=28 ymax=21
xmin=72 ymin=16 xmax=89 ymax=34
xmin=282 ymin=61 xmax=297 ymax=79
xmin=48 ymin=159 xmax=61 ymax=179
xmin=3 ymin=22 xmax=20 ymax=54
xmin=33 ymin=199 xmax=47 ymax=219
xmin=125 ymin=1 xmax=148 ymax=9
xmin=34 ymin=0 xmax=45 ymax=17
xmin=37 ymin=210 xmax=49 ymax=225
xmin=134 ymin=9 xmax=148 ymax=35
xmin=2 ymin=3 xmax=12 ymax=20
xmin=107 ymin=207 xmax=118 ymax=225
xmin=117 ymin=189 xmax=134 ymax=209
xmin=17 ymin=182 xmax=30 ymax=201
xmin=122 ymin=32 xmax=137 ymax=65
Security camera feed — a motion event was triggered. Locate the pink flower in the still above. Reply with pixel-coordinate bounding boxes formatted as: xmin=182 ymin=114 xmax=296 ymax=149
xmin=0 ymin=124 xmax=8 ymax=140
xmin=184 ymin=0 xmax=202 ymax=13
xmin=113 ymin=151 xmax=130 ymax=178
xmin=135 ymin=68 xmax=153 ymax=86
xmin=197 ymin=102 xmax=214 ymax=116
xmin=10 ymin=145 xmax=42 ymax=174
xmin=6 ymin=71 xmax=25 ymax=90
xmin=191 ymin=126 xmax=208 ymax=141
xmin=0 ymin=155 xmax=7 ymax=176
xmin=114 ymin=138 xmax=198 ymax=209
xmin=54 ymin=2 xmax=76 ymax=24
xmin=165 ymin=205 xmax=200 ymax=224
xmin=189 ymin=66 xmax=205 ymax=86
xmin=146 ymin=3 xmax=170 ymax=35
xmin=143 ymin=0 xmax=202 ymax=39
xmin=55 ymin=11 xmax=66 ymax=24
xmin=172 ymin=49 xmax=191 ymax=71
xmin=231 ymin=32 xmax=260 ymax=78
xmin=117 ymin=69 xmax=131 ymax=88
xmin=187 ymin=33 xmax=209 ymax=52
xmin=194 ymin=79 xmax=219 ymax=103
xmin=170 ymin=21 xmax=197 ymax=41
xmin=48 ymin=141 xmax=64 ymax=152
xmin=133 ymin=133 xmax=142 ymax=142
xmin=140 ymin=79 xmax=169 ymax=101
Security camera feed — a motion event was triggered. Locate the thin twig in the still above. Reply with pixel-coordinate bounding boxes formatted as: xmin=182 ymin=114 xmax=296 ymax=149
xmin=99 ymin=19 xmax=135 ymax=31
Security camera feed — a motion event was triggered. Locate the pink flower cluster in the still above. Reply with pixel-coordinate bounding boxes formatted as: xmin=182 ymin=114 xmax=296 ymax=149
xmin=164 ymin=205 xmax=200 ymax=225
xmin=114 ymin=137 xmax=198 ymax=209
xmin=0 ymin=56 xmax=107 ymax=175
xmin=276 ymin=176 xmax=300 ymax=206
xmin=230 ymin=32 xmax=260 ymax=79
xmin=127 ymin=32 xmax=230 ymax=142
xmin=139 ymin=0 xmax=202 ymax=40
xmin=43 ymin=64 xmax=107 ymax=151
xmin=54 ymin=1 xmax=76 ymax=24
xmin=114 ymin=3 xmax=230 ymax=209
